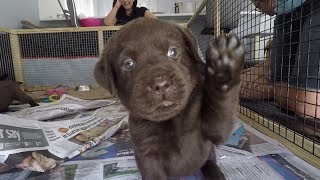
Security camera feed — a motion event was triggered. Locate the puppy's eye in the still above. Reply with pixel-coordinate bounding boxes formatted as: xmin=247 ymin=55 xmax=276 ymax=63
xmin=167 ymin=46 xmax=179 ymax=59
xmin=122 ymin=58 xmax=136 ymax=71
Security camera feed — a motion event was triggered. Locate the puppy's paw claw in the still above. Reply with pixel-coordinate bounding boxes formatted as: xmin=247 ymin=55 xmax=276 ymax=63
xmin=206 ymin=34 xmax=244 ymax=85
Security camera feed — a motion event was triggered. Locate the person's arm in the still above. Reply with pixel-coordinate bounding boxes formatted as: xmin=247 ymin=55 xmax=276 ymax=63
xmin=251 ymin=0 xmax=276 ymax=16
xmin=144 ymin=10 xmax=157 ymax=19
xmin=104 ymin=0 xmax=122 ymax=26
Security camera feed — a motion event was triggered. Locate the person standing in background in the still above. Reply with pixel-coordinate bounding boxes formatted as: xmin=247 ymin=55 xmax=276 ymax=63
xmin=104 ymin=0 xmax=156 ymax=26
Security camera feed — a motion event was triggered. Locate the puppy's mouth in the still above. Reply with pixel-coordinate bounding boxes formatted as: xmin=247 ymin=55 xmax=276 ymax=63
xmin=138 ymin=99 xmax=180 ymax=121
xmin=160 ymin=100 xmax=175 ymax=107
xmin=143 ymin=97 xmax=175 ymax=109
xmin=152 ymin=100 xmax=177 ymax=111
xmin=132 ymin=92 xmax=185 ymax=121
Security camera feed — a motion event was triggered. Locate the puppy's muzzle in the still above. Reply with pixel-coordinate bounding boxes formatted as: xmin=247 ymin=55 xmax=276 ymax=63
xmin=149 ymin=75 xmax=172 ymax=95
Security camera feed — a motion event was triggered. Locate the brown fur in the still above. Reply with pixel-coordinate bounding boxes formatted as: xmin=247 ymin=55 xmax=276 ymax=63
xmin=94 ymin=18 xmax=244 ymax=179
xmin=0 ymin=81 xmax=39 ymax=112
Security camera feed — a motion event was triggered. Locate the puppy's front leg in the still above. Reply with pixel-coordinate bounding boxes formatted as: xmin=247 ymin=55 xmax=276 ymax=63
xmin=202 ymin=34 xmax=244 ymax=144
xmin=202 ymin=149 xmax=226 ymax=180
xmin=135 ymin=155 xmax=167 ymax=180
xmin=14 ymin=87 xmax=39 ymax=107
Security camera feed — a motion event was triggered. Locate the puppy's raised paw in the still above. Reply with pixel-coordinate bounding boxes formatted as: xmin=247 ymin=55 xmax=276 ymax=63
xmin=206 ymin=33 xmax=244 ymax=90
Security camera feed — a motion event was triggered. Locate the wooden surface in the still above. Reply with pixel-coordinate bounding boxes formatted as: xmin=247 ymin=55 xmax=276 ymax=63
xmin=214 ymin=0 xmax=221 ymax=36
xmin=1 ymin=23 xmax=188 ymax=35
xmin=187 ymin=0 xmax=208 ymax=26
xmin=0 ymin=27 xmax=12 ymax=33
xmin=9 ymin=33 xmax=24 ymax=83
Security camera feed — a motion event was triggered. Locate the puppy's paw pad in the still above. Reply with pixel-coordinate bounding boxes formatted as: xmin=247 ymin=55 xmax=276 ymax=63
xmin=206 ymin=34 xmax=244 ymax=83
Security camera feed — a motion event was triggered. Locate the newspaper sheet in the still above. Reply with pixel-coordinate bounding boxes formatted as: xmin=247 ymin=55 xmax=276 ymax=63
xmin=7 ymin=95 xmax=116 ymax=121
xmin=0 ymin=95 xmax=129 ymax=173
xmin=6 ymin=145 xmax=318 ymax=180
xmin=0 ymin=96 xmax=319 ymax=179
xmin=8 ymin=122 xmax=315 ymax=180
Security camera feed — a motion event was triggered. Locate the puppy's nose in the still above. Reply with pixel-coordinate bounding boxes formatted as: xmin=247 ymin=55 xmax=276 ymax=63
xmin=151 ymin=76 xmax=171 ymax=94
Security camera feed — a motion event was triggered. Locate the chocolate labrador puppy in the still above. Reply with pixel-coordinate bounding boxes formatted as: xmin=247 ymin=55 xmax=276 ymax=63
xmin=95 ymin=18 xmax=244 ymax=179
xmin=0 ymin=75 xmax=39 ymax=112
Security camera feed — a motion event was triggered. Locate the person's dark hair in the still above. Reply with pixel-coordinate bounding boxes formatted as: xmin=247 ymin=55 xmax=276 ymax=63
xmin=113 ymin=0 xmax=138 ymax=16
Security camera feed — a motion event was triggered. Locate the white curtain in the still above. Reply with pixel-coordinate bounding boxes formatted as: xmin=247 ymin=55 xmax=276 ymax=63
xmin=138 ymin=0 xmax=151 ymax=8
xmin=74 ymin=0 xmax=94 ymax=17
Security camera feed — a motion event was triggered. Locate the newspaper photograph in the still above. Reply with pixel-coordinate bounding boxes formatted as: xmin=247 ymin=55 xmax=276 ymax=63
xmin=67 ymin=129 xmax=133 ymax=162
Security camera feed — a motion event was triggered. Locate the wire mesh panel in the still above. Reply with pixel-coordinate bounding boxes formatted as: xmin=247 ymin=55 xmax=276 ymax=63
xmin=188 ymin=0 xmax=320 ymax=158
xmin=0 ymin=30 xmax=14 ymax=81
xmin=103 ymin=30 xmax=117 ymax=45
xmin=18 ymin=31 xmax=100 ymax=86
xmin=240 ymin=0 xmax=320 ymax=157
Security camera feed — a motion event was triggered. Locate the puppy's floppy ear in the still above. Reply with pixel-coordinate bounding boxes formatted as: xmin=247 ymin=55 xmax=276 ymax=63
xmin=180 ymin=27 xmax=202 ymax=62
xmin=94 ymin=49 xmax=116 ymax=96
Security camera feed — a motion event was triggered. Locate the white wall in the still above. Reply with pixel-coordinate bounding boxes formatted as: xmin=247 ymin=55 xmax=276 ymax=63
xmin=95 ymin=0 xmax=113 ymax=17
xmin=38 ymin=0 xmax=67 ymax=20
xmin=158 ymin=0 xmax=202 ymax=14
xmin=0 ymin=0 xmax=40 ymax=29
